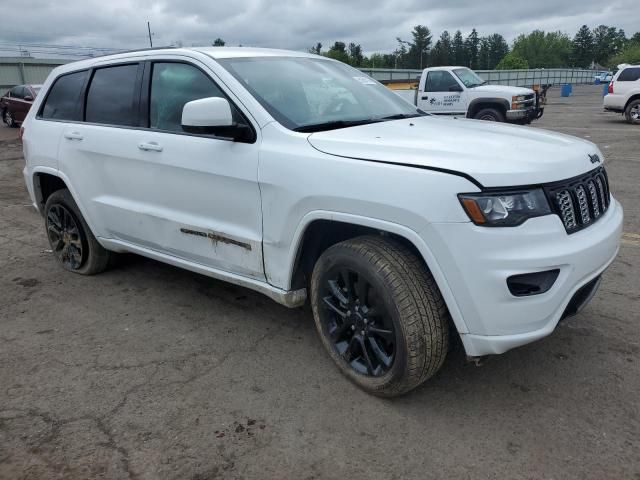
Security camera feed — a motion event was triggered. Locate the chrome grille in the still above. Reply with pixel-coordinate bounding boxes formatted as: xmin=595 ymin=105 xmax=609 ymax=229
xmin=545 ymin=166 xmax=610 ymax=234
xmin=587 ymin=181 xmax=600 ymax=219
xmin=556 ymin=190 xmax=577 ymax=230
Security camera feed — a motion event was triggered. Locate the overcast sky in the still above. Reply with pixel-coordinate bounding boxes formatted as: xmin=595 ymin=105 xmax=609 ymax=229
xmin=1 ymin=0 xmax=639 ymax=56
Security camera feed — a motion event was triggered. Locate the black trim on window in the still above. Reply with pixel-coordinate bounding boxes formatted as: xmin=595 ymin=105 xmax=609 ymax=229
xmin=35 ymin=59 xmax=256 ymax=144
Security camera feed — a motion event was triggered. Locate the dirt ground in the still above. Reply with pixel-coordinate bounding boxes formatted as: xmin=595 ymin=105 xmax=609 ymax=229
xmin=0 ymin=85 xmax=638 ymax=479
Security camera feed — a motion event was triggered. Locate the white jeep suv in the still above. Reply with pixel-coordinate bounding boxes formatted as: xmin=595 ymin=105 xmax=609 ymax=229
xmin=604 ymin=64 xmax=640 ymax=124
xmin=22 ymin=48 xmax=623 ymax=396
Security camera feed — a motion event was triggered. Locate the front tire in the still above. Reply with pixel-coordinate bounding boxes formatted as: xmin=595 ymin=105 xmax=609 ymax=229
xmin=310 ymin=236 xmax=449 ymax=397
xmin=625 ymin=99 xmax=640 ymax=125
xmin=44 ymin=189 xmax=110 ymax=275
xmin=473 ymin=107 xmax=505 ymax=122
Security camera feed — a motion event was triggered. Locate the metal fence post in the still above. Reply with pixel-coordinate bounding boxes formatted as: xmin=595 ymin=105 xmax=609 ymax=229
xmin=18 ymin=63 xmax=26 ymax=84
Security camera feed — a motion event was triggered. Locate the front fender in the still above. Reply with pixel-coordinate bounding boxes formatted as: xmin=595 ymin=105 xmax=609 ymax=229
xmin=281 ymin=210 xmax=470 ymax=334
xmin=467 ymin=97 xmax=510 ymax=117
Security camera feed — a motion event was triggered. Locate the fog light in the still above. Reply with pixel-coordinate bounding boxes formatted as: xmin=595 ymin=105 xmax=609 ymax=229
xmin=507 ymin=269 xmax=560 ymax=297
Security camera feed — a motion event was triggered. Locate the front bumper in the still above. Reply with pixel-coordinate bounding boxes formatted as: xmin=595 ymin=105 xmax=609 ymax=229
xmin=424 ymin=198 xmax=623 ymax=356
xmin=506 ymin=107 xmax=538 ymax=122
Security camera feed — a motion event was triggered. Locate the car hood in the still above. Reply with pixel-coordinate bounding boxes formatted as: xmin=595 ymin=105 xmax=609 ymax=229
xmin=469 ymin=84 xmax=534 ymax=96
xmin=306 ymin=116 xmax=602 ymax=188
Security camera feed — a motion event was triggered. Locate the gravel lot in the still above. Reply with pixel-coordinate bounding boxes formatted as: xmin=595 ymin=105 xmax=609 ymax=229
xmin=1 ymin=85 xmax=638 ymax=479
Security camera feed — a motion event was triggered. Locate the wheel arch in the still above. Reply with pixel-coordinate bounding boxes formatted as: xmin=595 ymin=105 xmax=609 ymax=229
xmin=31 ymin=167 xmax=103 ymax=243
xmin=467 ymin=98 xmax=509 ymax=118
xmin=33 ymin=169 xmax=68 ymax=213
xmin=624 ymin=94 xmax=640 ymax=111
xmin=286 ymin=212 xmax=469 ymax=335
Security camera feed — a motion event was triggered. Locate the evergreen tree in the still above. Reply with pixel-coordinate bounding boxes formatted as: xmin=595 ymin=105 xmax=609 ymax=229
xmin=465 ymin=28 xmax=480 ymax=69
xmin=431 ymin=31 xmax=452 ymax=66
xmin=485 ymin=34 xmax=509 ymax=69
xmin=212 ymin=38 xmax=225 ymax=46
xmin=348 ymin=42 xmax=364 ymax=66
xmin=572 ymin=25 xmax=594 ymax=67
xmin=308 ymin=42 xmax=322 ymax=55
xmin=401 ymin=25 xmax=432 ymax=69
xmin=452 ymin=30 xmax=466 ymax=66
xmin=326 ymin=42 xmax=349 ymax=64
xmin=478 ymin=37 xmax=489 ymax=69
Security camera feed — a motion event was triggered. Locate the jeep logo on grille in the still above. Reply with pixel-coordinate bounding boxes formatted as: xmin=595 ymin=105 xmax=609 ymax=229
xmin=589 ymin=154 xmax=601 ymax=164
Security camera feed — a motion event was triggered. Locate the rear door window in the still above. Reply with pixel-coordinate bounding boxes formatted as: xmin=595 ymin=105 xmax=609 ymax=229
xmin=85 ymin=64 xmax=139 ymax=126
xmin=41 ymin=70 xmax=89 ymax=121
xmin=617 ymin=68 xmax=640 ymax=82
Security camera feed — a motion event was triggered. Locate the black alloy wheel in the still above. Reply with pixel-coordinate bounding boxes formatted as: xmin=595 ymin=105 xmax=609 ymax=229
xmin=311 ymin=236 xmax=450 ymax=397
xmin=46 ymin=204 xmax=85 ymax=270
xmin=319 ymin=267 xmax=396 ymax=377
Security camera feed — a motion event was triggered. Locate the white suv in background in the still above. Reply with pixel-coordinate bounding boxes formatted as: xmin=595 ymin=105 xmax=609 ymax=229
xmin=21 ymin=48 xmax=623 ymax=396
xmin=604 ymin=64 xmax=640 ymax=124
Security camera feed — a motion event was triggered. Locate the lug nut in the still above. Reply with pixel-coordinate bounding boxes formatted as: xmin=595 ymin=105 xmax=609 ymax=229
xmin=351 ymin=325 xmax=355 ymax=330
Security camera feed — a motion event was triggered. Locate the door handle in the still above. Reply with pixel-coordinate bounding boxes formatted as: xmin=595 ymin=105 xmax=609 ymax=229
xmin=421 ymin=95 xmax=429 ymax=100
xmin=64 ymin=131 xmax=83 ymax=140
xmin=138 ymin=141 xmax=163 ymax=152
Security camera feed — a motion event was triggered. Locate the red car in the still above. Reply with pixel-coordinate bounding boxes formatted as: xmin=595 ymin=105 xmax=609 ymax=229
xmin=1 ymin=84 xmax=41 ymax=127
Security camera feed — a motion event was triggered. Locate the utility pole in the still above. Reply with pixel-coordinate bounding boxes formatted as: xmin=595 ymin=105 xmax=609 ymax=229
xmin=147 ymin=21 xmax=153 ymax=48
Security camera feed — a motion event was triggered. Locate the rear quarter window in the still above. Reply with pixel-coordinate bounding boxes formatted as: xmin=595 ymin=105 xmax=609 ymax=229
xmin=617 ymin=68 xmax=640 ymax=82
xmin=41 ymin=70 xmax=89 ymax=121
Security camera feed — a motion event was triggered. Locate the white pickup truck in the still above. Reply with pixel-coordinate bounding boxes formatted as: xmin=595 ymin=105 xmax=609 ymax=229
xmin=394 ymin=66 xmax=543 ymax=123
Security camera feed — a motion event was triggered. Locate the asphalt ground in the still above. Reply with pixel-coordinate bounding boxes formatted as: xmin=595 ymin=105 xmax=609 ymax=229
xmin=0 ymin=84 xmax=638 ymax=479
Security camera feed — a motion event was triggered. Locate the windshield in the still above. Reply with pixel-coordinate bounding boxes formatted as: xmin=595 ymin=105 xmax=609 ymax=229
xmin=453 ymin=68 xmax=485 ymax=88
xmin=218 ymin=56 xmax=422 ymax=131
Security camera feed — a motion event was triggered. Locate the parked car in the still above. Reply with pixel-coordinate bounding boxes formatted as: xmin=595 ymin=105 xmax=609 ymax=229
xmin=594 ymin=71 xmax=613 ymax=83
xmin=21 ymin=48 xmax=622 ymax=396
xmin=391 ymin=66 xmax=543 ymax=123
xmin=604 ymin=64 xmax=640 ymax=124
xmin=0 ymin=84 xmax=41 ymax=127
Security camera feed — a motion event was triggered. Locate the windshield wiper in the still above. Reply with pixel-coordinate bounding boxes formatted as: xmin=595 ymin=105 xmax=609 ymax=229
xmin=379 ymin=113 xmax=424 ymax=120
xmin=293 ymin=119 xmax=382 ymax=133
xmin=469 ymin=81 xmax=487 ymax=88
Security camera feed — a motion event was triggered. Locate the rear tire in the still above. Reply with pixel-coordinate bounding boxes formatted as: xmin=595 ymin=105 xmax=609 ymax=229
xmin=310 ymin=235 xmax=450 ymax=397
xmin=625 ymin=99 xmax=640 ymax=125
xmin=44 ymin=189 xmax=111 ymax=275
xmin=473 ymin=107 xmax=505 ymax=122
xmin=3 ymin=109 xmax=17 ymax=128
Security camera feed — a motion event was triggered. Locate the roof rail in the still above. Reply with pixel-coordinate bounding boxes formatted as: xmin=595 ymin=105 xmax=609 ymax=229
xmin=95 ymin=46 xmax=178 ymax=58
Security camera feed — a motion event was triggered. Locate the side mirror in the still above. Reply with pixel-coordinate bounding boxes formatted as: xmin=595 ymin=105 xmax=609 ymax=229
xmin=24 ymin=96 xmax=33 ymax=102
xmin=181 ymin=97 xmax=252 ymax=141
xmin=448 ymin=85 xmax=463 ymax=92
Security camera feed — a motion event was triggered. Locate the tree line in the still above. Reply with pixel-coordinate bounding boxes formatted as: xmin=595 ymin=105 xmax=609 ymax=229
xmin=304 ymin=25 xmax=640 ymax=70
xmin=211 ymin=24 xmax=640 ymax=71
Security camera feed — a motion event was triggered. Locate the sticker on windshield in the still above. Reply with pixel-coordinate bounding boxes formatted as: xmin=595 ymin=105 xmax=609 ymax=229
xmin=353 ymin=76 xmax=377 ymax=85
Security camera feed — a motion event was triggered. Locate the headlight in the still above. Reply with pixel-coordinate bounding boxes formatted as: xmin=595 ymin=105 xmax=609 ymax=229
xmin=511 ymin=95 xmax=529 ymax=109
xmin=458 ymin=189 xmax=551 ymax=226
